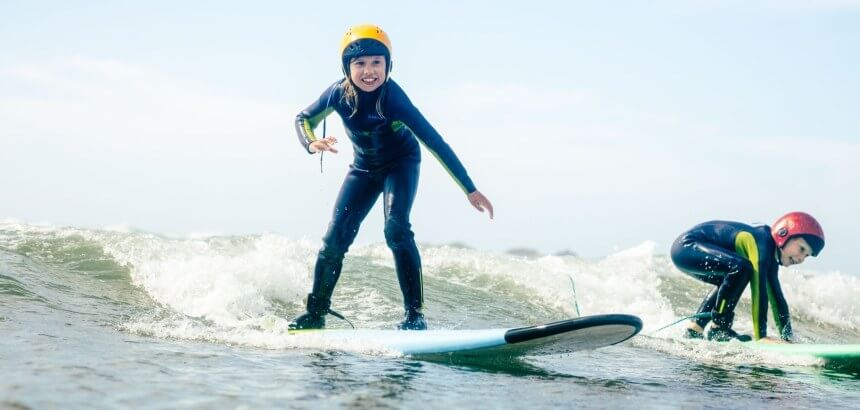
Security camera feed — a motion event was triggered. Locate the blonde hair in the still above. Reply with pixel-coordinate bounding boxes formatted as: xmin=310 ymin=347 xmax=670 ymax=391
xmin=341 ymin=77 xmax=387 ymax=119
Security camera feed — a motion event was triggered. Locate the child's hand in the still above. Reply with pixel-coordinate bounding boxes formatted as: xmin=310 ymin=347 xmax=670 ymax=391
xmin=467 ymin=190 xmax=494 ymax=220
xmin=309 ymin=136 xmax=339 ymax=153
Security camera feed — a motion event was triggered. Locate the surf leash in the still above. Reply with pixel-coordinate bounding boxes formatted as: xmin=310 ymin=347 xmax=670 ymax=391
xmin=652 ymin=312 xmax=713 ymax=334
xmin=319 ymin=84 xmax=337 ymax=174
xmin=327 ymin=308 xmax=355 ymax=329
xmin=568 ymin=275 xmax=581 ymax=317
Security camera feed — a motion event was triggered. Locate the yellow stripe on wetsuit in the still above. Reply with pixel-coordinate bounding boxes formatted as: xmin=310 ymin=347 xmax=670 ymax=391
xmin=301 ymin=106 xmax=336 ymax=144
xmin=734 ymin=232 xmax=761 ymax=340
xmin=392 ymin=120 xmax=471 ymax=194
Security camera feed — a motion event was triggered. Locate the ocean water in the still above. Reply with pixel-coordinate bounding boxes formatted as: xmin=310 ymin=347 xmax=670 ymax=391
xmin=2 ymin=221 xmax=859 ymax=409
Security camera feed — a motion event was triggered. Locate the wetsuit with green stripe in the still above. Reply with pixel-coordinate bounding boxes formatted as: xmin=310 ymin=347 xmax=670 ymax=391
xmin=295 ymin=79 xmax=476 ymax=315
xmin=671 ymin=221 xmax=792 ymax=341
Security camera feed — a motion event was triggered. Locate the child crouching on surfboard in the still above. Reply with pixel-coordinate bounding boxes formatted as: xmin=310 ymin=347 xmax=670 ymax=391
xmin=670 ymin=212 xmax=825 ymax=343
xmin=290 ymin=24 xmax=494 ymax=331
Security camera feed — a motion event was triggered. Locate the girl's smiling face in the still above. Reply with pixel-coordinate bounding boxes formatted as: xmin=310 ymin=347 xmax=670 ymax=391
xmin=349 ymin=55 xmax=387 ymax=92
xmin=779 ymin=236 xmax=812 ymax=267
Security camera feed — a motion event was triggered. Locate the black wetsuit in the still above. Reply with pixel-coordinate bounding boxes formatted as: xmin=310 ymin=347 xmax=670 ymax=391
xmin=296 ymin=79 xmax=476 ymax=314
xmin=671 ymin=221 xmax=792 ymax=341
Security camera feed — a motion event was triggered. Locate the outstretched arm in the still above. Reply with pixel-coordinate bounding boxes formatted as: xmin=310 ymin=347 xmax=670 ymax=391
xmin=767 ymin=268 xmax=793 ymax=342
xmin=388 ymin=81 xmax=477 ymax=194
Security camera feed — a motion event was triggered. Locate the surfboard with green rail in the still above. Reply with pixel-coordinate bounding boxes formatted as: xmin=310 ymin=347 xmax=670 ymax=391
xmin=744 ymin=342 xmax=860 ymax=364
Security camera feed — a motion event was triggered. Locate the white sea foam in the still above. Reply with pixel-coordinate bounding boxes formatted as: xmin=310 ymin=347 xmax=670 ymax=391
xmin=3 ymin=221 xmax=857 ymax=357
xmin=408 ymin=241 xmax=677 ymax=332
xmin=103 ymin=234 xmax=314 ymax=328
xmin=780 ymin=269 xmax=860 ymax=330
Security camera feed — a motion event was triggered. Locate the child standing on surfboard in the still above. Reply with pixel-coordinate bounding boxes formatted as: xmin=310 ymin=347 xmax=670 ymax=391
xmin=290 ymin=24 xmax=494 ymax=331
xmin=670 ymin=212 xmax=825 ymax=343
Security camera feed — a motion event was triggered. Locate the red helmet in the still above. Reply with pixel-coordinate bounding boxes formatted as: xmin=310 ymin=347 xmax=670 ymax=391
xmin=771 ymin=211 xmax=825 ymax=256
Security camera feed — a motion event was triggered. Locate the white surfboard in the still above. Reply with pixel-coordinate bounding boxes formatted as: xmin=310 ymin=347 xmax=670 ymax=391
xmin=287 ymin=314 xmax=642 ymax=358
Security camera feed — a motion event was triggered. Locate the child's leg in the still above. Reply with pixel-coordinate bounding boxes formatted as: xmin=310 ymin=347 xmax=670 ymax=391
xmin=670 ymin=235 xmax=753 ymax=333
xmin=291 ymin=167 xmax=382 ymax=329
xmin=382 ymin=160 xmax=424 ymax=329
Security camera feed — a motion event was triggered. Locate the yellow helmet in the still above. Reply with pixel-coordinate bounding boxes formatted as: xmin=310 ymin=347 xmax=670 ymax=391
xmin=340 ymin=24 xmax=392 ymax=76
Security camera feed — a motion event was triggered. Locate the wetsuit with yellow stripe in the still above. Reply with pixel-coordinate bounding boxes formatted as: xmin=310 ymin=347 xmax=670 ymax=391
xmin=295 ymin=79 xmax=476 ymax=316
xmin=671 ymin=221 xmax=792 ymax=341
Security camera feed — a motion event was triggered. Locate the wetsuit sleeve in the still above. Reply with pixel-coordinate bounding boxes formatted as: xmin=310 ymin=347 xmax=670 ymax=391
xmin=387 ymin=82 xmax=477 ymax=194
xmin=765 ymin=266 xmax=793 ymax=341
xmin=735 ymin=231 xmax=768 ymax=340
xmin=295 ymin=82 xmax=339 ymax=154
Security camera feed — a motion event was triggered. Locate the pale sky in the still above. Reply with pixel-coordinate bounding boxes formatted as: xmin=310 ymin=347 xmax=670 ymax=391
xmin=2 ymin=1 xmax=858 ymax=272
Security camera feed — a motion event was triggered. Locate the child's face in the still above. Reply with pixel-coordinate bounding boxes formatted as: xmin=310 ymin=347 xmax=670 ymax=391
xmin=779 ymin=236 xmax=813 ymax=267
xmin=349 ymin=55 xmax=387 ymax=92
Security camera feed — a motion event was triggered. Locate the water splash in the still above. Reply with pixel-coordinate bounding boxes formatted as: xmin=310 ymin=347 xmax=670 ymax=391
xmin=2 ymin=221 xmax=858 ymax=355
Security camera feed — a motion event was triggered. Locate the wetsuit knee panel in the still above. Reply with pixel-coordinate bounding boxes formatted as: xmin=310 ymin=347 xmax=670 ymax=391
xmin=384 ymin=218 xmax=414 ymax=248
xmin=321 ymin=220 xmax=364 ymax=258
xmin=318 ymin=243 xmax=347 ymax=262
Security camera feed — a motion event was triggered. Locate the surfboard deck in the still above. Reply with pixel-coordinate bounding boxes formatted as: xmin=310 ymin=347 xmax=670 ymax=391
xmin=287 ymin=313 xmax=642 ymax=358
